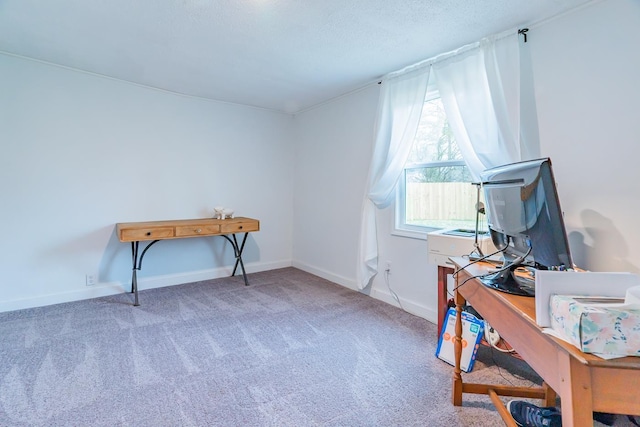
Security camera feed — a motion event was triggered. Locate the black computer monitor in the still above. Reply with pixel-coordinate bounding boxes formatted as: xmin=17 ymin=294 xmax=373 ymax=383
xmin=479 ymin=158 xmax=573 ymax=296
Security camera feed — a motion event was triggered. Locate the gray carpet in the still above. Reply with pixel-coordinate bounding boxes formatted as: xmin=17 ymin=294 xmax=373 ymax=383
xmin=0 ymin=268 xmax=633 ymax=426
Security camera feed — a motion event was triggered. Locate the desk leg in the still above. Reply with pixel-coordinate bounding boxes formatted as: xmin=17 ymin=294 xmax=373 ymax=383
xmin=129 ymin=240 xmax=159 ymax=307
xmin=557 ymin=352 xmax=593 ymax=427
xmin=452 ymin=289 xmax=465 ymax=406
xmin=542 ymin=382 xmax=557 ymax=408
xmin=130 ymin=242 xmax=140 ymax=307
xmin=437 ymin=266 xmax=454 ymax=339
xmin=223 ymin=233 xmax=250 ymax=286
xmin=131 ymin=268 xmax=139 ymax=307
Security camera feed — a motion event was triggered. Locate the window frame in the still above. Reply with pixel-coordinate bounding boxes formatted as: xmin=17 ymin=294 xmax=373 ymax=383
xmin=394 ymin=159 xmax=469 ymax=239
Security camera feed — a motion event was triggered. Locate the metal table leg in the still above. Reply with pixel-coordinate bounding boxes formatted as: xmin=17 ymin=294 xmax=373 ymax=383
xmin=223 ymin=233 xmax=250 ymax=286
xmin=128 ymin=232 xmax=251 ymax=307
xmin=129 ymin=239 xmax=159 ymax=306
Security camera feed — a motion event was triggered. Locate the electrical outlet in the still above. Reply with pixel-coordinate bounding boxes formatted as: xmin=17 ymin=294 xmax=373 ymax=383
xmin=85 ymin=274 xmax=97 ymax=286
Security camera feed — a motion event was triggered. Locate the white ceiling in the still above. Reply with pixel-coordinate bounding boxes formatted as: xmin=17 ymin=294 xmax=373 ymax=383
xmin=0 ymin=0 xmax=593 ymax=114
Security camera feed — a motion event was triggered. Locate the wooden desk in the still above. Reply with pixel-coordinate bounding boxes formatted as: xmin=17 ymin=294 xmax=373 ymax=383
xmin=450 ymin=257 xmax=640 ymax=426
xmin=116 ymin=217 xmax=259 ymax=306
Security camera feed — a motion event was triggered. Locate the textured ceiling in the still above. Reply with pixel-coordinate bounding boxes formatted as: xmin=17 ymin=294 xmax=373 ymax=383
xmin=0 ymin=0 xmax=593 ymax=114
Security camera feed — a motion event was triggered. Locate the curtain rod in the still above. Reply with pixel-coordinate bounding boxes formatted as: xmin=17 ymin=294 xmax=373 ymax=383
xmin=381 ymin=26 xmax=523 ymax=82
xmin=380 ymin=0 xmax=602 ymax=82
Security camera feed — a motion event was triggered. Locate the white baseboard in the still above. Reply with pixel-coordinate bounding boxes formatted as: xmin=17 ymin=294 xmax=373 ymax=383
xmin=370 ymin=287 xmax=437 ymax=324
xmin=0 ymin=282 xmax=127 ymax=314
xmin=292 ymin=260 xmax=437 ymax=324
xmin=0 ymin=260 xmax=291 ymax=314
xmin=291 ymin=260 xmax=359 ymax=291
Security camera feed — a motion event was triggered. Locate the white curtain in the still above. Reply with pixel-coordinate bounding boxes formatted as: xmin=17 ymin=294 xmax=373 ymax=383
xmin=357 ymin=32 xmax=539 ymax=290
xmin=357 ymin=65 xmax=430 ymax=290
xmin=433 ymin=33 xmax=537 ymax=180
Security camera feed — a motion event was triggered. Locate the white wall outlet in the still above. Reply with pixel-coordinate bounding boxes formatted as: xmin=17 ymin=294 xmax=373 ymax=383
xmin=85 ymin=274 xmax=97 ymax=286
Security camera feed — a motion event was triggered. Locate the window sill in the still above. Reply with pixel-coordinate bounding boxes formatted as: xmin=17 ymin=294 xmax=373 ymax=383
xmin=391 ymin=227 xmax=434 ymax=241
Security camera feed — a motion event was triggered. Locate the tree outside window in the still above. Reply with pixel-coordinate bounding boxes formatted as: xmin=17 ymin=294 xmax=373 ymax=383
xmin=397 ymin=93 xmax=486 ymax=233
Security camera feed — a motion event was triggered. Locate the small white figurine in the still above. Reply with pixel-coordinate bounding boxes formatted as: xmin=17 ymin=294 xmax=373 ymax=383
xmin=214 ymin=207 xmax=234 ymax=220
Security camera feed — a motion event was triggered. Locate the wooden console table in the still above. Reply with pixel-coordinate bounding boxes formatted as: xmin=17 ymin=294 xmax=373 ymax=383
xmin=116 ymin=217 xmax=259 ymax=306
xmin=450 ymin=257 xmax=640 ymax=426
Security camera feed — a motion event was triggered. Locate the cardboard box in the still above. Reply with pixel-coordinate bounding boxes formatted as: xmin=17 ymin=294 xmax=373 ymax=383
xmin=549 ymin=295 xmax=640 ymax=356
xmin=436 ymin=308 xmax=484 ymax=372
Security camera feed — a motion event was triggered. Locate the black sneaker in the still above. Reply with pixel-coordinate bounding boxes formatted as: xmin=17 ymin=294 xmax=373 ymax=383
xmin=593 ymin=412 xmax=615 ymax=425
xmin=507 ymin=400 xmax=562 ymax=427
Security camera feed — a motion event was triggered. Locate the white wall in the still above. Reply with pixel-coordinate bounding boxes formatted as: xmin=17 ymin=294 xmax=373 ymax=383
xmin=292 ymin=0 xmax=640 ymax=324
xmin=0 ymin=54 xmax=294 ymax=312
xmin=529 ymin=0 xmax=640 ymax=274
xmin=291 ymin=86 xmax=379 ymax=286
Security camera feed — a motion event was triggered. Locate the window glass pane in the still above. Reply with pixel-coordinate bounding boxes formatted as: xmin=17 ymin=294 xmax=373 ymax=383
xmin=407 ymin=97 xmax=462 ymax=164
xmin=404 ymin=167 xmax=486 ymax=231
xmin=406 ymin=165 xmax=472 ymax=184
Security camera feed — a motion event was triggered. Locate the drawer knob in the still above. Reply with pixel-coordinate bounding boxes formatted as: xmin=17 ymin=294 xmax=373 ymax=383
xmin=239 ymin=226 xmax=243 ymax=230
xmin=195 ymin=228 xmax=202 ymax=233
xmin=146 ymin=232 xmax=152 ymax=236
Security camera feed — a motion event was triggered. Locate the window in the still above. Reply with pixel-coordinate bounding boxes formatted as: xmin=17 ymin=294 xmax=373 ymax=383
xmin=395 ymin=88 xmax=485 ymax=237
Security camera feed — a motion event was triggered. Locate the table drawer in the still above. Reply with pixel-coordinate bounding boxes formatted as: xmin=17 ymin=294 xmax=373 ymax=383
xmin=175 ymin=224 xmax=220 ymax=237
xmin=221 ymin=221 xmax=259 ymax=233
xmin=121 ymin=227 xmax=174 ymax=241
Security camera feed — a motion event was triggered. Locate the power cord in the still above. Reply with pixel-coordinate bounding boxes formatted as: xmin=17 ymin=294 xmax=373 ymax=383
xmin=453 ymin=248 xmax=505 ymax=278
xmin=384 ymin=267 xmax=404 ymax=311
xmin=487 ymin=343 xmax=537 ymax=389
xmin=448 ymin=248 xmax=505 ymax=298
xmin=451 ymin=245 xmax=532 ymax=296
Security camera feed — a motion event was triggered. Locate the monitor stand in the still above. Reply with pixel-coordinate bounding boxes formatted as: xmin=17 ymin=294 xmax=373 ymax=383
xmin=479 ymin=264 xmax=535 ymax=297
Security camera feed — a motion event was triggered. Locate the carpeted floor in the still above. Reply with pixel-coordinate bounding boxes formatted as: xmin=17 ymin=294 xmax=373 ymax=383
xmin=0 ymin=268 xmax=635 ymax=426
